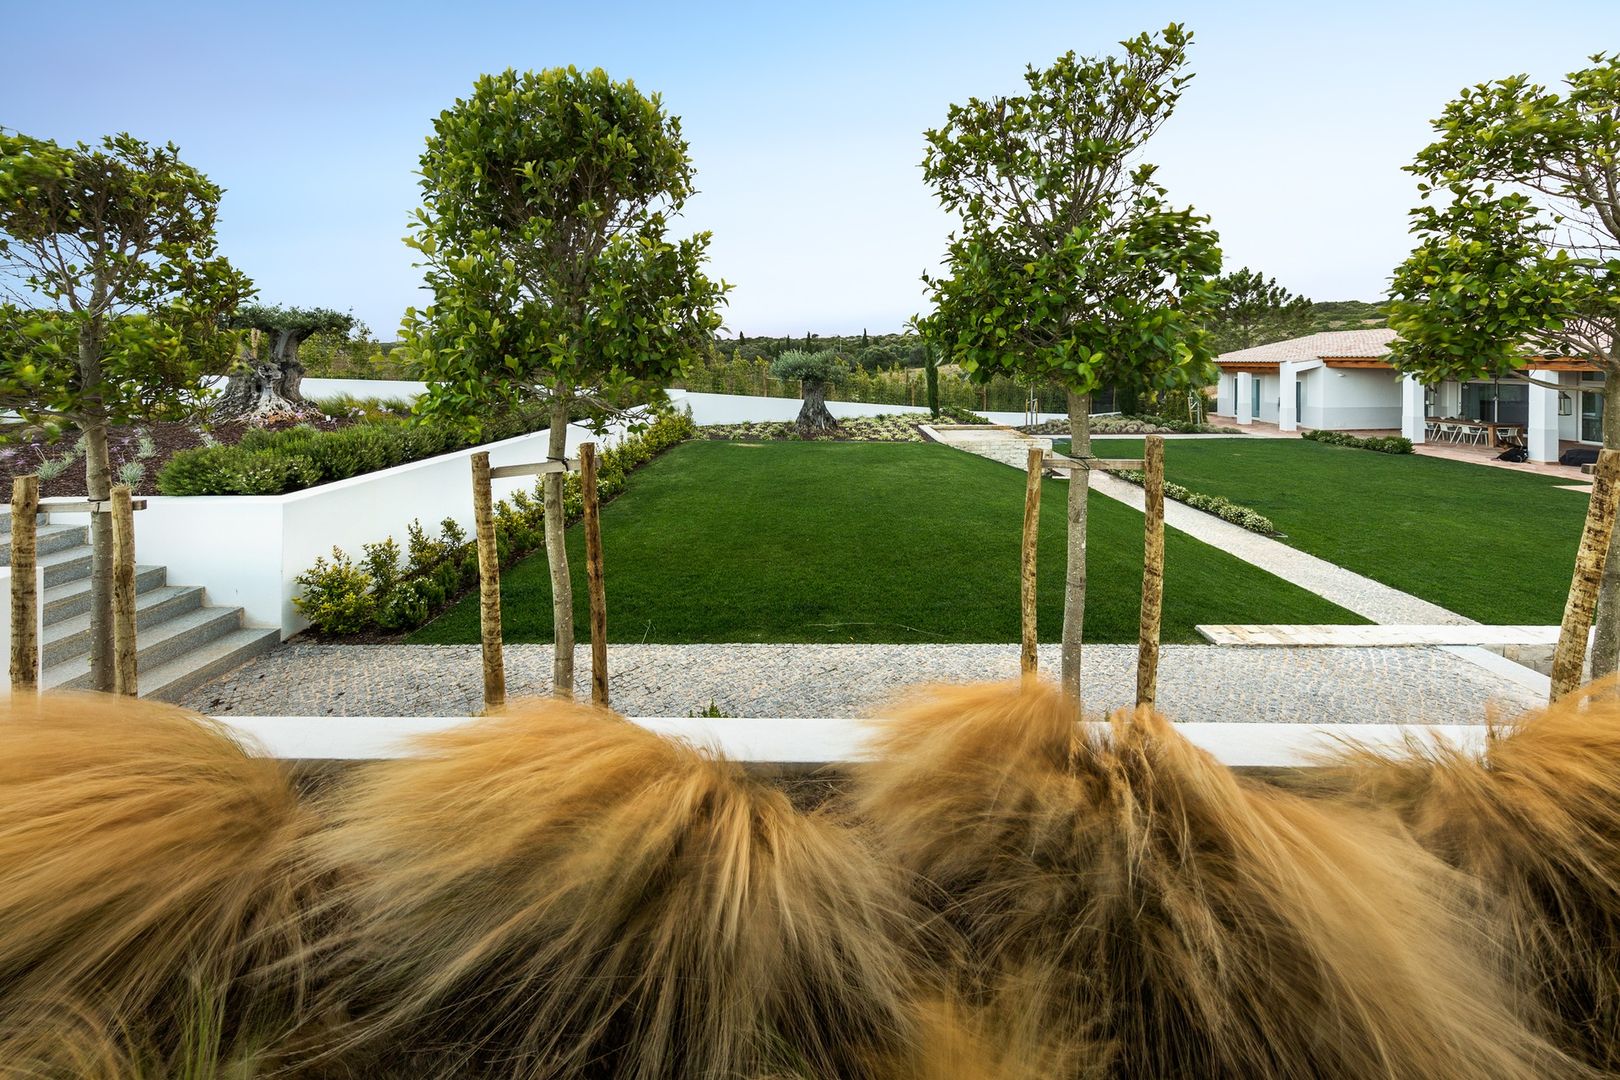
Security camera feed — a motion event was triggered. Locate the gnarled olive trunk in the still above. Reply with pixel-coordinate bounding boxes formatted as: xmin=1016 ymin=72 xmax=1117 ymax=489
xmin=795 ymin=379 xmax=838 ymax=436
xmin=544 ymin=396 xmax=576 ymax=697
xmin=213 ymin=332 xmax=321 ymax=424
xmin=1062 ymin=390 xmax=1091 ymax=705
xmin=1588 ymin=377 xmax=1620 ymax=679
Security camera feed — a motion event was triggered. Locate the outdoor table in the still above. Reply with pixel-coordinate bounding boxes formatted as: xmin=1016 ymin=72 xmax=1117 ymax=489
xmin=1425 ymin=418 xmax=1524 ymax=446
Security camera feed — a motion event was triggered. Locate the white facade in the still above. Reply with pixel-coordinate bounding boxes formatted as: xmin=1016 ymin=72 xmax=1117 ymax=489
xmin=1217 ymin=363 xmax=1402 ymax=431
xmin=1404 ymin=370 xmax=1606 ymax=463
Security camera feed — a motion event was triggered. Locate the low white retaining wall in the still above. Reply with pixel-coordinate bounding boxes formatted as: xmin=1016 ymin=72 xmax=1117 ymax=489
xmin=302 ymin=377 xmax=428 ymax=403
xmin=50 ymin=420 xmax=630 ymax=641
xmin=669 ymin=389 xmax=1070 ymax=428
xmin=220 ymin=714 xmax=1489 ymax=766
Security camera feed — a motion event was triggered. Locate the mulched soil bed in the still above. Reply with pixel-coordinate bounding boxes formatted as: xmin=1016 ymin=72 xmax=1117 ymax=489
xmin=1 ymin=414 xmax=354 ymax=502
xmin=698 ymin=415 xmax=927 ymax=442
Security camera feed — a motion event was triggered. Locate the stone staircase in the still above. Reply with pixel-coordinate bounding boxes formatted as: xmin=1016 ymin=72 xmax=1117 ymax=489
xmin=1 ymin=511 xmax=280 ymax=700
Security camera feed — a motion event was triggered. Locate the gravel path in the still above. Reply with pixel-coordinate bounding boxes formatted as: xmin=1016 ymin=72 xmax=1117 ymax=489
xmin=926 ymin=426 xmax=1471 ymax=625
xmin=180 ymin=642 xmax=1540 ymax=725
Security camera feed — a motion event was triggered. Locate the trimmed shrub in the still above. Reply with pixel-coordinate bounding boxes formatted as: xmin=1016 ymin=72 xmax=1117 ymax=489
xmin=1110 ymin=469 xmax=1277 ymax=535
xmin=1303 ymin=429 xmax=1414 ymax=454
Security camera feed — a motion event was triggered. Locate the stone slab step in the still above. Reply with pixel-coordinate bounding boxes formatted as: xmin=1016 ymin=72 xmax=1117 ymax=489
xmin=1197 ymin=624 xmax=1562 ymax=647
xmin=41 ymin=585 xmax=204 ymax=668
xmin=45 ymin=606 xmax=250 ymax=691
xmin=33 ymin=544 xmax=94 ymax=588
xmin=134 ymin=626 xmax=282 ymax=703
xmin=0 ymin=523 xmax=87 ymax=564
xmin=43 ymin=565 xmax=167 ymax=624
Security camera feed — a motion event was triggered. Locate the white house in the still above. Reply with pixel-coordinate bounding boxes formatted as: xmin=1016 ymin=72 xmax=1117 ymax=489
xmin=1211 ymin=329 xmax=1607 ymax=464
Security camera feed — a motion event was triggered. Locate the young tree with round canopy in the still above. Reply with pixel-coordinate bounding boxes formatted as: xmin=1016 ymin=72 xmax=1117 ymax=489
xmin=917 ymin=26 xmax=1222 ymax=701
xmin=0 ymin=131 xmax=250 ymax=691
xmin=403 ymin=67 xmax=728 ymax=696
xmin=213 ymin=304 xmax=354 ymax=423
xmin=1388 ymin=53 xmax=1620 ymax=675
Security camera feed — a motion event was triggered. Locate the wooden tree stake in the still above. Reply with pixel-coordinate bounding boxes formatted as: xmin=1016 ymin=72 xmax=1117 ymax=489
xmin=1137 ymin=436 xmax=1165 ymax=707
xmin=581 ymin=442 xmax=609 ymax=706
xmin=9 ymin=475 xmax=39 ymax=692
xmin=110 ymin=485 xmax=138 ymax=696
xmin=1551 ymin=448 xmax=1620 ymax=700
xmin=1021 ymin=446 xmax=1043 ymax=677
xmin=471 ymin=452 xmax=506 ymax=710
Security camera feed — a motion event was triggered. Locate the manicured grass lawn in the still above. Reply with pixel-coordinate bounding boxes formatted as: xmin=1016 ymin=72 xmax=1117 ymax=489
xmin=1067 ymin=436 xmax=1589 ymax=625
xmin=410 ymin=441 xmax=1359 ymax=645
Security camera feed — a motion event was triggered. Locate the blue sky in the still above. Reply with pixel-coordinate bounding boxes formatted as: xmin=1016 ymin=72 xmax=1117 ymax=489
xmin=5 ymin=1 xmax=1618 ymax=338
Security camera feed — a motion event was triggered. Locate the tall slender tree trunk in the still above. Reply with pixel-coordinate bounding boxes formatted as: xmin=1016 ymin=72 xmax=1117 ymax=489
xmin=79 ymin=324 xmax=115 ymax=692
xmin=544 ymin=396 xmax=576 ymax=697
xmin=1061 ymin=390 xmax=1091 ymax=704
xmin=1589 ymin=378 xmax=1620 ymax=678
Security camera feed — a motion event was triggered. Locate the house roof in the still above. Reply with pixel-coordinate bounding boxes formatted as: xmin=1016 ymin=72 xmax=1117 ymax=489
xmin=1216 ymin=328 xmax=1398 ymax=365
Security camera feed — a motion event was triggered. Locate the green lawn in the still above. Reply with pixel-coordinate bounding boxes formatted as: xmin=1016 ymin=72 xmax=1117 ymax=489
xmin=410 ymin=441 xmax=1359 ymax=645
xmin=1066 ymin=436 xmax=1589 ymax=624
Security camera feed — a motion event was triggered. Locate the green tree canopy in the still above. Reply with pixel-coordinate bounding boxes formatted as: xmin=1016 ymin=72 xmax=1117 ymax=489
xmin=1204 ymin=267 xmax=1314 ymax=354
xmin=1387 ymin=53 xmax=1620 ymax=677
xmin=0 ymin=130 xmax=250 ymax=690
xmin=770 ymin=349 xmax=848 ymax=385
xmin=400 ymin=67 xmax=728 ymax=695
xmin=915 ymin=26 xmax=1222 ymax=698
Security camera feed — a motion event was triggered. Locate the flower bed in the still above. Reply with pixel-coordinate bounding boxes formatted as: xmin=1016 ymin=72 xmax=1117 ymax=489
xmin=295 ymin=409 xmax=697 ymax=636
xmin=1108 ymin=468 xmax=1278 ymax=535
xmin=699 ymin=413 xmax=930 ymax=443
xmin=1023 ymin=414 xmax=1242 ymax=436
xmin=1302 ymin=429 xmax=1414 ymax=454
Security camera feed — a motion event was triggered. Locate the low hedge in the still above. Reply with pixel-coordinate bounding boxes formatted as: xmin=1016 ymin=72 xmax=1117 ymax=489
xmin=1109 ymin=469 xmax=1277 ymax=535
xmin=1302 ymin=429 xmax=1413 ymax=454
xmin=156 ymin=408 xmax=550 ymax=496
xmin=293 ymin=409 xmax=697 ymax=636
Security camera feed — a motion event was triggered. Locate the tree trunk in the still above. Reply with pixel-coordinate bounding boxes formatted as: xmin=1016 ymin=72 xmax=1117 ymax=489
xmin=796 ymin=379 xmax=838 ymax=436
xmin=212 ymin=333 xmax=321 ymax=425
xmin=1552 ymin=449 xmax=1620 ymax=699
xmin=83 ymin=416 xmax=115 ymax=693
xmin=1061 ymin=390 xmax=1091 ymax=705
xmin=1590 ymin=380 xmax=1620 ymax=677
xmin=544 ymin=397 xmax=576 ymax=697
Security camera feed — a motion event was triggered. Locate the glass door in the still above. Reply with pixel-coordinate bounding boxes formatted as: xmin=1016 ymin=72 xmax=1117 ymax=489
xmin=1251 ymin=377 xmax=1260 ymax=417
xmin=1582 ymin=390 xmax=1605 ymax=443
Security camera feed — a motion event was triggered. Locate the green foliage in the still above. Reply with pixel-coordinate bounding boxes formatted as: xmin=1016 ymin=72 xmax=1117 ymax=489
xmin=402 ymin=67 xmax=728 ymax=435
xmin=293 ymin=409 xmax=697 ymax=636
xmin=156 ymin=410 xmax=548 ymax=496
xmin=1302 ymin=429 xmax=1415 ymax=454
xmin=917 ymin=26 xmax=1222 ymax=410
xmin=1388 ymin=53 xmax=1620 ymax=388
xmin=0 ymin=132 xmax=252 ymax=435
xmin=936 ymin=405 xmax=990 ymax=424
xmin=292 ymin=549 xmax=376 ymax=635
xmin=1204 ymin=267 xmax=1314 ymax=354
xmin=769 ymin=349 xmax=848 ymax=386
xmin=1110 ymin=468 xmax=1276 ymax=534
xmin=228 ymin=304 xmax=353 ymax=343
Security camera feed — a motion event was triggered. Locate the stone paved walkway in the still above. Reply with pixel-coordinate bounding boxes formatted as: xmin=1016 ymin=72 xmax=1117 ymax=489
xmin=924 ymin=425 xmax=1471 ymax=626
xmin=180 ymin=642 xmax=1540 ymax=725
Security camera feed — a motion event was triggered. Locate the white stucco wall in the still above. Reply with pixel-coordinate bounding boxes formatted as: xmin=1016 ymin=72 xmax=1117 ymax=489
xmin=1302 ymin=368 xmax=1402 ymax=430
xmin=667 ymin=389 xmax=1069 ymax=427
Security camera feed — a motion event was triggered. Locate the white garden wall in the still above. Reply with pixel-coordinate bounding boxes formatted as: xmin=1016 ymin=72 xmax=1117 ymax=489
xmin=668 ymin=389 xmax=1071 ymax=427
xmin=50 ymin=420 xmax=631 ymax=640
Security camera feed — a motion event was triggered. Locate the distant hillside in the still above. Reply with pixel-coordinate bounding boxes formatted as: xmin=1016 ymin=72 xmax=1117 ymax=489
xmin=1303 ymin=300 xmax=1388 ymax=333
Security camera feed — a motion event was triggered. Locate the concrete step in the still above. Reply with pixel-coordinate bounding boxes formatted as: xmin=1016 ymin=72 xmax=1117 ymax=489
xmin=35 ymin=544 xmax=94 ymax=588
xmin=46 ymin=606 xmax=252 ymax=691
xmin=43 ymin=565 xmax=167 ymax=624
xmin=134 ymin=626 xmax=282 ymax=703
xmin=0 ymin=510 xmax=48 ymax=536
xmin=0 ymin=523 xmax=87 ymax=564
xmin=41 ymin=585 xmax=205 ymax=668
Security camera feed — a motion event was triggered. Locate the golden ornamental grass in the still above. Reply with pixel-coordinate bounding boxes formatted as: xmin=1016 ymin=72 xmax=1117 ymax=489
xmin=851 ymin=680 xmax=1579 ymax=1079
xmin=1324 ymin=682 xmax=1620 ymax=1072
xmin=0 ymin=693 xmax=313 ymax=1076
xmin=303 ymin=696 xmax=920 ymax=1079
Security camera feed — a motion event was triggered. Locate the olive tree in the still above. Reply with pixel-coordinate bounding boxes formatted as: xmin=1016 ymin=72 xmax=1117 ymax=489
xmin=403 ymin=67 xmax=727 ymax=695
xmin=0 ymin=131 xmax=250 ymax=690
xmin=918 ymin=26 xmax=1222 ymax=699
xmin=770 ymin=349 xmax=847 ymax=435
xmin=1388 ymin=53 xmax=1620 ymax=674
xmin=213 ymin=304 xmax=354 ymax=422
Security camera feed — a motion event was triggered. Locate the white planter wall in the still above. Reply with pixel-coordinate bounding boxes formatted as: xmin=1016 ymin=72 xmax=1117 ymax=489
xmin=668 ymin=389 xmax=1070 ymax=427
xmin=50 ymin=421 xmax=630 ymax=640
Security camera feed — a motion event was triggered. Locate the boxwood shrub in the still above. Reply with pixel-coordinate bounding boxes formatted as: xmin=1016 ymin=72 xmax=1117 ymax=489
xmin=1110 ymin=469 xmax=1278 ymax=535
xmin=1302 ymin=429 xmax=1414 ymax=454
